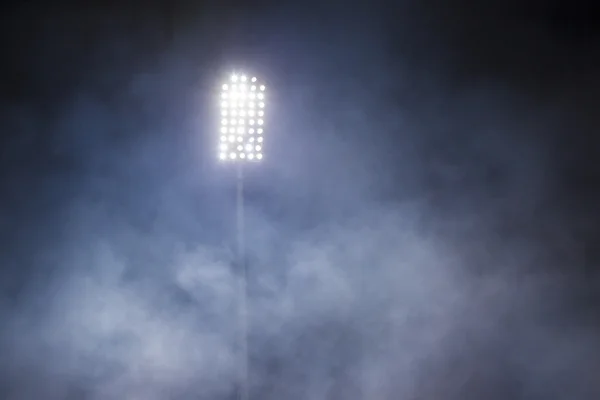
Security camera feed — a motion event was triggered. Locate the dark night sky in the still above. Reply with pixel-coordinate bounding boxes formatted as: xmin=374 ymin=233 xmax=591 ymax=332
xmin=1 ymin=1 xmax=600 ymax=399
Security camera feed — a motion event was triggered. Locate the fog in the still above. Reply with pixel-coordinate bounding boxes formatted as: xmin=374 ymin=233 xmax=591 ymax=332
xmin=1 ymin=2 xmax=599 ymax=399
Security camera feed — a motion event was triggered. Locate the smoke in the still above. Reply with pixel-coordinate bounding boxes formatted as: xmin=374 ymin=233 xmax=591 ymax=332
xmin=1 ymin=1 xmax=600 ymax=399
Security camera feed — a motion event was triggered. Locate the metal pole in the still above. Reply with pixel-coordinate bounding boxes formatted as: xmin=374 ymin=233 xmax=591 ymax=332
xmin=236 ymin=163 xmax=249 ymax=400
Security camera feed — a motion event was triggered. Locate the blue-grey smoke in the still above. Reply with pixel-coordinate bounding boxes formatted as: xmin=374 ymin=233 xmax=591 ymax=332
xmin=1 ymin=2 xmax=598 ymax=399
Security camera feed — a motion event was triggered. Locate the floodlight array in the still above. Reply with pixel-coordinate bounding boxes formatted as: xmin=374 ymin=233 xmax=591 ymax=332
xmin=219 ymin=74 xmax=266 ymax=161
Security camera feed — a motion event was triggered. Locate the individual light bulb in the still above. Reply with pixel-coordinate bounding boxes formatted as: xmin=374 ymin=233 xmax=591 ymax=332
xmin=237 ymin=145 xmax=243 ymax=151
xmin=220 ymin=135 xmax=227 ymax=142
xmin=258 ymin=119 xmax=263 ymax=125
xmin=220 ymin=127 xmax=227 ymax=133
xmin=221 ymin=119 xmax=228 ymax=125
xmin=256 ymin=153 xmax=263 ymax=160
xmin=257 ymin=128 xmax=263 ymax=134
xmin=258 ymin=93 xmax=264 ymax=99
xmin=256 ymin=145 xmax=262 ymax=151
xmin=231 ymin=75 xmax=238 ymax=82
xmin=248 ymin=153 xmax=255 ymax=160
xmin=240 ymin=153 xmax=246 ymax=159
xmin=259 ymin=102 xmax=265 ymax=108
xmin=222 ymin=84 xmax=228 ymax=90
xmin=260 ymin=85 xmax=265 ymax=91
xmin=220 ymin=143 xmax=228 ymax=151
xmin=219 ymin=152 xmax=226 ymax=160
xmin=230 ymin=152 xmax=237 ymax=159
xmin=257 ymin=137 xmax=263 ymax=143
xmin=251 ymin=77 xmax=257 ymax=82
xmin=237 ymin=136 xmax=243 ymax=142
xmin=241 ymin=75 xmax=247 ymax=82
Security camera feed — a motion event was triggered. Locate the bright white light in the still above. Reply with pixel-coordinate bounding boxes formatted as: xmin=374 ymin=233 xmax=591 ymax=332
xmin=219 ymin=73 xmax=265 ymax=162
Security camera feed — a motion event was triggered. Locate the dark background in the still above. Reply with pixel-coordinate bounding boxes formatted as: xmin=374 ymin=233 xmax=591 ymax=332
xmin=1 ymin=0 xmax=600 ymax=398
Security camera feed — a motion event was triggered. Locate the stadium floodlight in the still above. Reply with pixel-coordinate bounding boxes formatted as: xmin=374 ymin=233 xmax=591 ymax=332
xmin=218 ymin=71 xmax=268 ymax=400
xmin=218 ymin=74 xmax=266 ymax=162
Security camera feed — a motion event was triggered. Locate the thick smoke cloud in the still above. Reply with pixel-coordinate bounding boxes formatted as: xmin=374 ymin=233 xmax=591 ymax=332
xmin=1 ymin=1 xmax=599 ymax=399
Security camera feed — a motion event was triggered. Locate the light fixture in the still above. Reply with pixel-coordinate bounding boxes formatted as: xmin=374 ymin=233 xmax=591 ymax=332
xmin=219 ymin=73 xmax=266 ymax=162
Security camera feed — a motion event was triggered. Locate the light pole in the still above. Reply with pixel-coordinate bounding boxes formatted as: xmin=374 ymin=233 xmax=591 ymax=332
xmin=218 ymin=73 xmax=266 ymax=400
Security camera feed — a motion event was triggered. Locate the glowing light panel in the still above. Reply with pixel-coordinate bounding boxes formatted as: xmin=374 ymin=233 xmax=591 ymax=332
xmin=219 ymin=73 xmax=266 ymax=162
